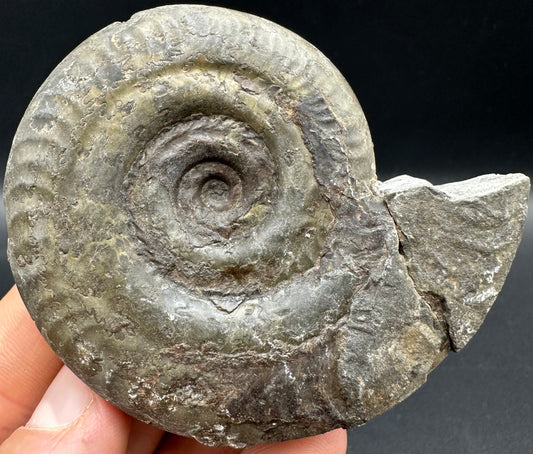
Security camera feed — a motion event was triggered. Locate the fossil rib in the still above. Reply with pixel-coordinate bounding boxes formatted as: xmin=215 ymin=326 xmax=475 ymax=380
xmin=3 ymin=5 xmax=530 ymax=448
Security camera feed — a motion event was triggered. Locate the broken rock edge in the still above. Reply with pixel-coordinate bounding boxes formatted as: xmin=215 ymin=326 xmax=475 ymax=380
xmin=377 ymin=185 xmax=457 ymax=351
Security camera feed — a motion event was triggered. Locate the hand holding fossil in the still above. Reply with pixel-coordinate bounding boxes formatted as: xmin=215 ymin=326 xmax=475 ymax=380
xmin=3 ymin=4 xmax=529 ymax=448
xmin=0 ymin=287 xmax=347 ymax=454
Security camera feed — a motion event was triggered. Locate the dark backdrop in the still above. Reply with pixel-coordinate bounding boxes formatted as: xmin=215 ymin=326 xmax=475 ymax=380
xmin=1 ymin=1 xmax=532 ymax=452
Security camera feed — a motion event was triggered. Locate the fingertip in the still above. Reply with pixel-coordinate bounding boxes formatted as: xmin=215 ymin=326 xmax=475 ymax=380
xmin=0 ymin=365 xmax=131 ymax=454
xmin=26 ymin=366 xmax=93 ymax=429
xmin=0 ymin=286 xmax=63 ymax=441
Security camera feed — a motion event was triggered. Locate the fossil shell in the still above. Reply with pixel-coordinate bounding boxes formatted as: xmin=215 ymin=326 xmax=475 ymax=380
xmin=3 ymin=5 xmax=529 ymax=448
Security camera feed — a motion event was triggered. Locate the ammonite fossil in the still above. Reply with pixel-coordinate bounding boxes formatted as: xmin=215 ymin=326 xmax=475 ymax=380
xmin=3 ymin=4 xmax=530 ymax=448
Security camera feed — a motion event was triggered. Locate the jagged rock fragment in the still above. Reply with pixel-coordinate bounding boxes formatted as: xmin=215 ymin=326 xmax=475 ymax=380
xmin=379 ymin=174 xmax=530 ymax=350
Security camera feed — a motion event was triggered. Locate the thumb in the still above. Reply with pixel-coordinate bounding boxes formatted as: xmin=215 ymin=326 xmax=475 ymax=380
xmin=0 ymin=365 xmax=131 ymax=454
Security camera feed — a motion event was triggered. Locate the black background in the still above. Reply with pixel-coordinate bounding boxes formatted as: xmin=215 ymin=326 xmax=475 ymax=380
xmin=1 ymin=1 xmax=532 ymax=452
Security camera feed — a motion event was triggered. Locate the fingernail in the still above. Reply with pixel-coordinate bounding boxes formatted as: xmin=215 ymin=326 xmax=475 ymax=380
xmin=27 ymin=366 xmax=93 ymax=429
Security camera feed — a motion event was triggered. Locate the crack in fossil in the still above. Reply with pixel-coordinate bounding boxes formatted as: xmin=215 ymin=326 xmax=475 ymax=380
xmin=380 ymin=194 xmax=455 ymax=351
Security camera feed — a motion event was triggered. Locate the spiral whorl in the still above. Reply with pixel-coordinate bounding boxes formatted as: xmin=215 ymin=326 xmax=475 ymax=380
xmin=4 ymin=5 xmax=456 ymax=448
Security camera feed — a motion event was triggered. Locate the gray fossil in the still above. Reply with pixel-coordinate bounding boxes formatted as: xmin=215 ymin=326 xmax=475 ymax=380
xmin=3 ymin=4 xmax=529 ymax=448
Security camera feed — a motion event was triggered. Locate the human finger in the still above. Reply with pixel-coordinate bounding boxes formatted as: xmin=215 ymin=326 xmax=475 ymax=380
xmin=0 ymin=286 xmax=63 ymax=442
xmin=155 ymin=433 xmax=242 ymax=453
xmin=126 ymin=418 xmax=165 ymax=454
xmin=241 ymin=428 xmax=347 ymax=454
xmin=0 ymin=365 xmax=131 ymax=454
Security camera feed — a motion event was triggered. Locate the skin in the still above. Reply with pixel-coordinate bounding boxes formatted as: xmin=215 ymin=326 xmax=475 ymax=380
xmin=0 ymin=286 xmax=347 ymax=454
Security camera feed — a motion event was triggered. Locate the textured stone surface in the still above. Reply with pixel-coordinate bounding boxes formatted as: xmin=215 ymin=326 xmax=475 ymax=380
xmin=2 ymin=5 xmax=530 ymax=448
xmin=378 ymin=174 xmax=530 ymax=350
